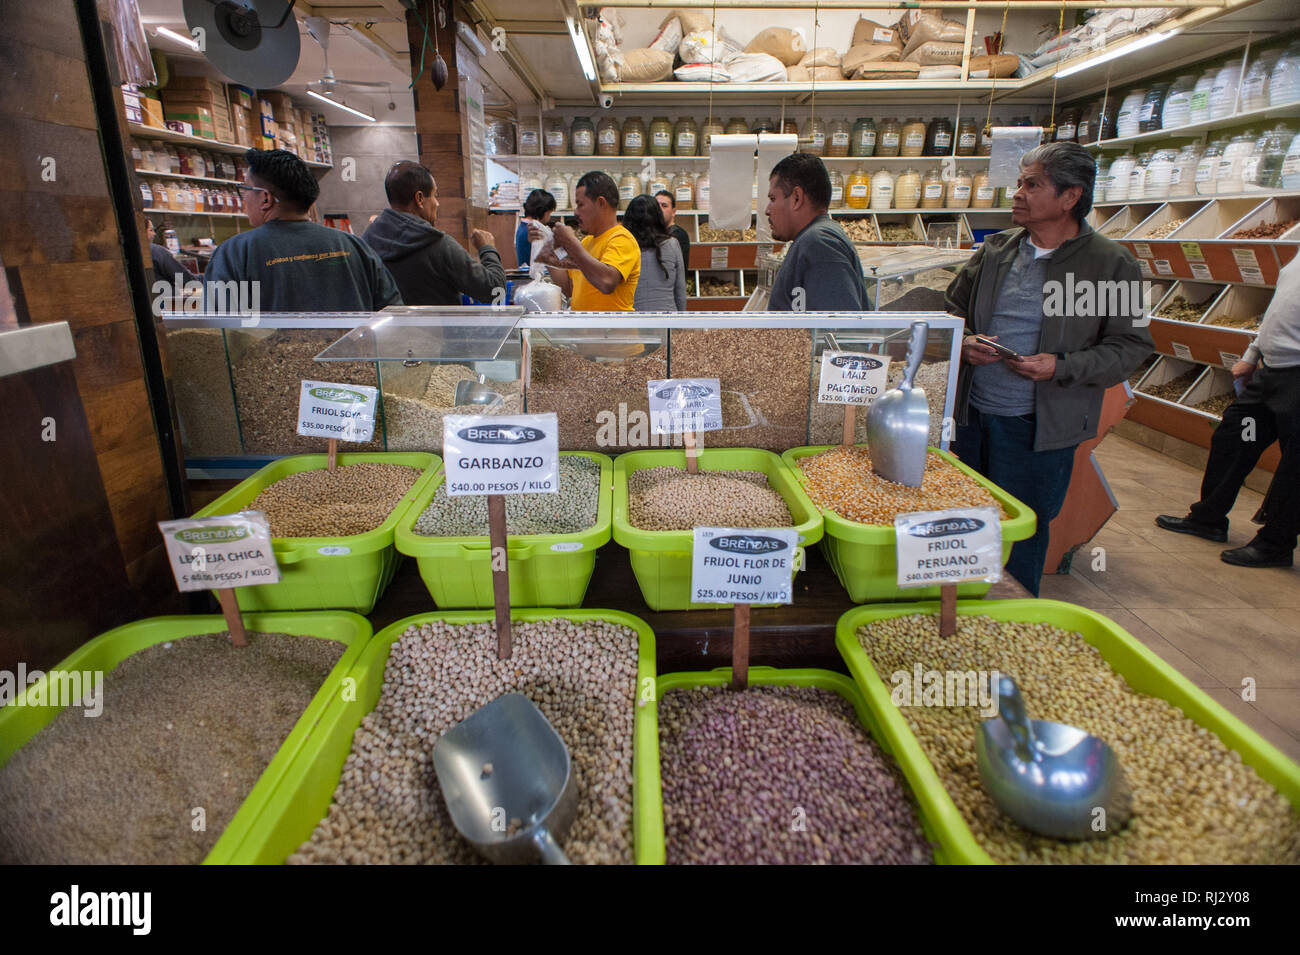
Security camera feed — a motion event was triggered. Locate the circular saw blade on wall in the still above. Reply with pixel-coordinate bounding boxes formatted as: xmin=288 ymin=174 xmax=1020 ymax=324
xmin=183 ymin=0 xmax=301 ymax=88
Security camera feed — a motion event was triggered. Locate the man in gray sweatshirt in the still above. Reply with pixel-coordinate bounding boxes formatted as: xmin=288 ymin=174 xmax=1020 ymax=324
xmin=363 ymin=161 xmax=506 ymax=306
xmin=1156 ymin=254 xmax=1300 ymax=567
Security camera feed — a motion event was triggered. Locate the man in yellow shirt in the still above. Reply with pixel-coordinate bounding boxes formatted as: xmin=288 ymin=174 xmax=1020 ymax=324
xmin=529 ymin=171 xmax=639 ymax=310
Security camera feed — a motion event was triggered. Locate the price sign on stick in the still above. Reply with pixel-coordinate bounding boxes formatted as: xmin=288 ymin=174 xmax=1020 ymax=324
xmin=648 ymin=378 xmax=722 ymax=474
xmin=297 ymin=380 xmax=379 ymax=471
xmin=817 ymin=351 xmax=891 ymax=446
xmin=691 ymin=526 xmax=799 ymax=689
xmin=158 ymin=513 xmax=281 ymax=647
xmin=443 ymin=413 xmax=560 ymax=659
xmin=895 ymin=507 xmax=1002 ymax=637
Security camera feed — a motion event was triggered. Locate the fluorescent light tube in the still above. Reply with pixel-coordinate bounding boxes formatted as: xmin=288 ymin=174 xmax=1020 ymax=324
xmin=157 ymin=26 xmax=200 ymax=51
xmin=566 ymin=16 xmax=597 ymax=82
xmin=1055 ymin=29 xmax=1181 ymax=79
xmin=307 ymin=89 xmax=376 ymax=122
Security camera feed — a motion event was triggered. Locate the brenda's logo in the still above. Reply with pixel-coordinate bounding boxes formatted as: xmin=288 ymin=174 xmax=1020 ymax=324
xmin=174 ymin=525 xmax=250 ymax=545
xmin=907 ymin=517 xmax=985 ymax=539
xmin=830 ymin=355 xmax=884 ymax=371
xmin=657 ymin=383 xmax=713 ymax=401
xmin=710 ymin=534 xmax=788 ymax=554
xmin=309 ymin=387 xmax=369 ymax=403
xmin=457 ymin=424 xmax=546 ymax=445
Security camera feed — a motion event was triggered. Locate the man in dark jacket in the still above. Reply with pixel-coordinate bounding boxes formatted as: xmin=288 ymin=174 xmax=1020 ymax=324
xmin=363 ymin=161 xmax=506 ymax=306
xmin=945 ymin=141 xmax=1153 ymax=595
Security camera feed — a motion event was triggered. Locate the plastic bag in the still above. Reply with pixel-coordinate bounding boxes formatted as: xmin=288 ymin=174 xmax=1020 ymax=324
xmin=525 ymin=220 xmax=569 ymax=282
xmin=649 ymin=16 xmax=682 ymax=53
xmin=725 ymin=53 xmax=787 ymax=83
xmin=674 ymin=62 xmax=731 ymax=82
xmin=103 ymin=0 xmax=157 ymax=86
xmin=988 ymin=127 xmax=1045 ymax=188
xmin=679 ymin=27 xmax=741 ymax=65
xmin=514 ymin=280 xmax=563 ymax=313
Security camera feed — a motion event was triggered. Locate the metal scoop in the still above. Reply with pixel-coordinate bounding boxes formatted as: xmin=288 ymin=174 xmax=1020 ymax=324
xmin=453 ymin=373 xmax=503 ymax=407
xmin=976 ymin=675 xmax=1133 ymax=840
xmin=433 ymin=693 xmax=577 ymax=864
xmin=865 ymin=321 xmax=930 ymax=487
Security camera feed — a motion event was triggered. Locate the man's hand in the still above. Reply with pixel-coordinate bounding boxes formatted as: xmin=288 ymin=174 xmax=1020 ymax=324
xmin=526 ymin=223 xmax=548 ymax=244
xmin=470 ymin=229 xmax=495 ymax=251
xmin=550 ymin=222 xmax=580 ymax=254
xmin=1231 ymin=360 xmax=1256 ymax=382
xmin=962 ymin=334 xmax=1003 ymax=366
xmin=1006 ymin=352 xmax=1057 ymax=381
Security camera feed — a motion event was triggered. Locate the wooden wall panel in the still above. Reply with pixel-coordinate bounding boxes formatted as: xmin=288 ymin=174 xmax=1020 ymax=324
xmin=0 ymin=192 xmax=123 ymax=266
xmin=0 ymin=37 xmax=99 ymax=130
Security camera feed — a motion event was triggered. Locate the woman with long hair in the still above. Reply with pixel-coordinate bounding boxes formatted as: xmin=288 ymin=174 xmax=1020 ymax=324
xmin=622 ymin=194 xmax=686 ymax=312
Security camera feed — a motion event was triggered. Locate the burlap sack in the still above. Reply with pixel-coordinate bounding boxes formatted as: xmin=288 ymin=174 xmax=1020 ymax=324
xmin=799 ymin=47 xmax=842 ymax=69
xmin=787 ymin=64 xmax=846 ymax=83
xmin=618 ymin=48 xmax=674 ymax=83
xmin=906 ymin=40 xmax=966 ymax=66
xmin=664 ymin=8 xmax=713 ymax=34
xmin=841 ymin=42 xmax=901 ymax=77
xmin=899 ymin=11 xmax=966 ymax=58
xmin=967 ymin=54 xmax=1020 ymax=78
xmin=744 ymin=27 xmax=806 ymax=66
xmin=851 ymin=17 xmax=902 ymax=50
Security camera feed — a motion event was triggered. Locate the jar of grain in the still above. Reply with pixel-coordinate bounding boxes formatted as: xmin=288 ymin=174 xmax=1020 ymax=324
xmin=920 ymin=167 xmax=945 ymax=208
xmin=827 ymin=119 xmax=851 ymax=157
xmin=894 ymin=167 xmax=922 ymax=208
xmin=901 ymin=117 xmax=926 ymax=157
xmin=596 ymin=116 xmax=620 ymax=156
xmin=674 ymin=117 xmax=698 ymax=156
xmin=845 ymin=164 xmax=871 ymax=209
xmin=971 ymin=169 xmax=995 ymax=208
xmin=672 ymin=171 xmax=695 ymax=210
xmin=869 ymin=168 xmax=894 ymax=209
xmin=946 ymin=168 xmax=973 ymax=208
xmin=622 ymin=117 xmax=646 ymax=156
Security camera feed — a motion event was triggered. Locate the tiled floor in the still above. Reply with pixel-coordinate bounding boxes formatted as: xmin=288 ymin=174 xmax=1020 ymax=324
xmin=1040 ymin=434 xmax=1300 ymax=763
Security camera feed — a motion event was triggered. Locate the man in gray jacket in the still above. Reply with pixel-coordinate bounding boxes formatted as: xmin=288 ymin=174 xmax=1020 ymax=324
xmin=945 ymin=142 xmax=1153 ymax=595
xmin=363 ymin=161 xmax=506 ymax=306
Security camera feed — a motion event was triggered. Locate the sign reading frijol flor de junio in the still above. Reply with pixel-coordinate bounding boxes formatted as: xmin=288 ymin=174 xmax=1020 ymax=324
xmin=690 ymin=526 xmax=799 ymax=605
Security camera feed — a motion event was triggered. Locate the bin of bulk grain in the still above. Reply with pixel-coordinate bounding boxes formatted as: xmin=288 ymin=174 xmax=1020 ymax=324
xmin=234 ymin=609 xmax=662 ymax=865
xmin=0 ymin=612 xmax=370 ymax=865
xmin=657 ymin=668 xmax=936 ymax=864
xmin=781 ymin=446 xmax=1034 ymax=603
xmin=227 ymin=327 xmax=385 ymax=455
xmin=524 ymin=328 xmax=669 ymax=451
xmin=395 ymin=452 xmax=612 ymax=608
xmin=193 ymin=452 xmax=438 ymax=613
xmin=668 ymin=328 xmax=813 ymax=451
xmin=612 ymin=448 xmax=823 ymax=611
xmin=164 ymin=327 xmax=244 ymax=457
xmin=379 ymin=361 xmax=522 ymax=453
xmin=836 ymin=600 xmax=1300 ymax=864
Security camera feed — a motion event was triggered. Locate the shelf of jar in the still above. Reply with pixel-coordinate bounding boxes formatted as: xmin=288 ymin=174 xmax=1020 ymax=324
xmin=128 ymin=122 xmax=333 ymax=169
xmin=1094 ymin=189 xmax=1300 ymax=207
xmin=143 ymin=207 xmax=245 ymax=218
xmin=1087 ymin=97 xmax=1300 ymax=151
xmin=491 ymin=154 xmax=996 ymax=163
xmin=135 ymin=168 xmax=243 ymax=186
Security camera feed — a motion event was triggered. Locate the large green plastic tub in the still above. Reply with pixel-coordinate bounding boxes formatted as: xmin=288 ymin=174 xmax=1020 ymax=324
xmin=395 ymin=451 xmax=613 ymax=609
xmin=657 ymin=666 xmax=948 ymax=864
xmin=226 ymin=609 xmax=665 ymax=864
xmin=783 ymin=445 xmax=1035 ymax=602
xmin=612 ymin=448 xmax=824 ymax=611
xmin=193 ymin=452 xmax=440 ymax=613
xmin=0 ymin=612 xmax=372 ymax=865
xmin=836 ymin=599 xmax=1300 ymax=865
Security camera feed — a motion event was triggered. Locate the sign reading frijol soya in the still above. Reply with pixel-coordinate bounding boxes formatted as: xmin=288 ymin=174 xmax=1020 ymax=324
xmin=647 ymin=378 xmax=723 ymax=434
xmin=297 ymin=380 xmax=379 ymax=442
xmin=158 ymin=512 xmax=280 ymax=592
xmin=691 ymin=526 xmax=799 ymax=605
xmin=442 ymin=413 xmax=559 ymax=496
xmin=895 ymin=507 xmax=1002 ymax=588
xmin=817 ymin=351 xmax=891 ymax=405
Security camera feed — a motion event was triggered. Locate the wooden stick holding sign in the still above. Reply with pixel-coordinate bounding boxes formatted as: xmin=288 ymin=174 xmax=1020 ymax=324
xmin=731 ymin=603 xmax=751 ymax=689
xmin=841 ymin=405 xmax=856 ymax=448
xmin=327 ymin=438 xmax=338 ymax=471
xmin=443 ymin=412 xmax=560 ymax=661
xmin=682 ymin=429 xmax=700 ymax=475
xmin=298 ymin=380 xmax=379 ymax=473
xmin=216 ymin=588 xmax=248 ymax=647
xmin=940 ymin=583 xmax=957 ymax=638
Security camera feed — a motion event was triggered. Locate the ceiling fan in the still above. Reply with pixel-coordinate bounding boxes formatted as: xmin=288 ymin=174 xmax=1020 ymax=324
xmin=304 ymin=16 xmax=389 ymax=94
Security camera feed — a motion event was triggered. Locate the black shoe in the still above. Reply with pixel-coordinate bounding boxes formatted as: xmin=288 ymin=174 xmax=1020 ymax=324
xmin=1155 ymin=514 xmax=1228 ymax=542
xmin=1220 ymin=544 xmax=1293 ymax=568
xmin=1251 ymin=506 xmax=1267 ymax=525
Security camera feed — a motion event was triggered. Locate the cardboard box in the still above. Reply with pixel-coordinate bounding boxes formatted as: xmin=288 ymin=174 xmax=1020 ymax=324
xmin=230 ymin=104 xmax=253 ymax=146
xmin=167 ymin=74 xmax=227 ymax=98
xmin=259 ymin=90 xmax=295 ymax=123
xmin=228 ymin=84 xmax=255 ymax=111
xmin=165 ymin=108 xmax=215 ymax=139
xmin=142 ymin=96 xmax=165 ymax=128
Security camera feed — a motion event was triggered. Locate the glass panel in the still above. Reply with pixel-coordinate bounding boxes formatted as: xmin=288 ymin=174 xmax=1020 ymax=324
xmin=164 ymin=327 xmax=242 ymax=457
xmin=860 ymin=247 xmax=971 ymax=311
xmin=313 ymin=307 xmax=523 ymax=363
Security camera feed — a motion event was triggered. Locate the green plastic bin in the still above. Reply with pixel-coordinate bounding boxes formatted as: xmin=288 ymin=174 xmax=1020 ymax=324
xmin=835 ymin=599 xmax=1300 ymax=865
xmin=657 ymin=666 xmax=948 ymax=864
xmin=612 ymin=448 xmax=824 ymax=611
xmin=395 ymin=451 xmax=612 ymax=609
xmin=224 ymin=608 xmax=665 ymax=864
xmin=0 ymin=612 xmax=372 ymax=865
xmin=192 ymin=452 xmax=440 ymax=613
xmin=782 ymin=445 xmax=1035 ymax=602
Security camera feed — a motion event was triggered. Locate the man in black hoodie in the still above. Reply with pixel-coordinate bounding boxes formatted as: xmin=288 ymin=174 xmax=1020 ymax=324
xmin=363 ymin=161 xmax=507 ymax=306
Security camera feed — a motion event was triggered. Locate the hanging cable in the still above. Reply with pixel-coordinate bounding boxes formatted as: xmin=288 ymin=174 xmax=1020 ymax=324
xmin=984 ymin=0 xmax=1012 ymax=141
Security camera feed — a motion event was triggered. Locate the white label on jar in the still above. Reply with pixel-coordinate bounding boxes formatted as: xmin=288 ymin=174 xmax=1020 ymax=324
xmin=859 ymin=131 xmax=877 ymax=148
xmin=675 ymin=186 xmax=692 ymax=203
xmin=1076 ymin=122 xmax=1090 ymax=141
xmin=831 ymin=186 xmax=843 ymax=203
xmin=549 ymin=187 xmax=567 ymax=209
xmin=959 ymin=132 xmax=977 ymax=148
xmin=976 ymin=185 xmax=995 ymax=200
xmin=904 ymin=132 xmax=924 ymax=148
xmin=872 ymin=184 xmax=893 ymax=205
xmin=546 ymin=131 xmax=564 ymax=147
xmin=699 ymin=183 xmax=709 ymax=204
xmin=574 ymin=130 xmax=593 ymax=147
xmin=1217 ymin=158 xmax=1235 ymax=179
xmin=849 ymin=183 xmax=868 ymax=198
xmin=653 ymin=130 xmax=671 ymax=146
xmin=140 ymin=183 xmax=153 ymax=204
xmin=881 ymin=132 xmax=900 ymax=148
xmin=1242 ymin=156 xmax=1261 ymax=183
xmin=1195 ymin=161 xmax=1214 ymax=182
xmin=677 ymin=132 xmax=696 ymax=149
xmin=1138 ymin=102 xmax=1156 ymax=122
xmin=952 ymin=185 xmax=971 ymax=199
xmin=626 ymin=131 xmax=643 ymax=148
xmin=619 ymin=184 xmax=636 ymax=200
xmin=934 ymin=132 xmax=951 ymax=149
xmin=599 ymin=128 xmax=617 ymax=145
xmin=811 ymin=133 xmax=825 ymax=148
xmin=924 ymin=183 xmax=943 ymax=198
xmin=1170 ymin=166 xmax=1183 ymax=184
xmin=1282 ymin=155 xmax=1300 ymax=177
xmin=832 ymin=132 xmax=850 ymax=146
xmin=1056 ymin=123 xmax=1076 ymax=141
xmin=1190 ymin=89 xmax=1210 ymax=111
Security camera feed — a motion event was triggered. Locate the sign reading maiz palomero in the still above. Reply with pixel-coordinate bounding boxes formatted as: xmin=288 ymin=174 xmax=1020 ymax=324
xmin=817 ymin=351 xmax=891 ymax=405
xmin=158 ymin=512 xmax=280 ymax=592
xmin=894 ymin=507 xmax=1003 ymax=587
xmin=442 ymin=413 xmax=559 ymax=497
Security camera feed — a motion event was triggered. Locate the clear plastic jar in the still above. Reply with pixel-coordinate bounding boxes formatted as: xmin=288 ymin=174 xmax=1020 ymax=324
xmin=1189 ymin=69 xmax=1216 ymax=124
xmin=649 ymin=116 xmax=673 ymax=156
xmin=845 ymin=165 xmax=871 ymax=209
xmin=1241 ymin=127 xmax=1273 ymax=191
xmin=1116 ymin=89 xmax=1147 ymax=138
xmin=139 ymin=179 xmax=153 ymax=206
xmin=956 ymin=118 xmax=978 ymax=155
xmin=696 ymin=172 xmax=711 ymax=211
xmin=1106 ymin=153 xmax=1135 ymax=202
xmin=877 ymin=118 xmax=902 ymax=157
xmin=570 ymin=116 xmax=595 ymax=156
xmin=617 ymin=173 xmax=639 ymax=210
xmin=672 ymin=171 xmax=695 ymax=210
xmin=971 ymin=169 xmax=995 ymax=208
xmin=1095 ymin=156 xmax=1113 ymax=201
xmin=647 ymin=170 xmax=671 ymax=196
xmin=1138 ymin=83 xmax=1171 ymax=133
xmin=827 ymin=119 xmax=851 ymax=157
xmin=1097 ymin=100 xmax=1118 ymax=141
xmin=926 ymin=117 xmax=953 ymax=155
xmin=946 ymin=168 xmax=972 ymax=209
xmin=894 ymin=167 xmax=922 ymax=208
xmin=545 ymin=171 xmax=569 ymax=210
xmin=596 ymin=116 xmax=620 ymax=156
xmin=978 ymin=119 xmax=1001 ymax=156
xmin=1075 ymin=102 xmax=1099 ymax=145
xmin=1210 ymin=63 xmax=1241 ymax=121
xmin=1127 ymin=151 xmax=1152 ymax=201
xmin=674 ymin=117 xmax=698 ymax=156
xmin=800 ymin=117 xmax=826 ymax=156
xmin=486 ymin=117 xmax=515 ymax=155
xmin=1217 ymin=130 xmax=1256 ymax=194
xmin=1196 ymin=137 xmax=1227 ymax=195
xmin=726 ymin=117 xmax=751 ymax=135
xmin=780 ymin=119 xmax=799 ymax=137
xmin=828 ymin=170 xmax=845 ymax=208
xmin=621 ymin=118 xmax=646 ymax=156
xmin=1240 ymin=50 xmax=1284 ymax=112
xmin=1054 ymin=107 xmax=1079 ymax=143
xmin=1280 ymin=132 xmax=1300 ymax=190
xmin=868 ymin=168 xmax=893 ymax=210
xmin=1254 ymin=124 xmax=1294 ymax=190
xmin=1147 ymin=149 xmax=1177 ymax=198
xmin=700 ymin=117 xmax=724 ymax=156
xmin=850 ymin=117 xmax=877 ymax=157
xmin=900 ymin=118 xmax=926 ymax=157
xmin=1161 ymin=75 xmax=1197 ymax=130
xmin=919 ymin=167 xmax=945 ymax=208
xmin=1270 ymin=41 xmax=1300 ymax=107
xmin=1169 ymin=143 xmax=1202 ymax=197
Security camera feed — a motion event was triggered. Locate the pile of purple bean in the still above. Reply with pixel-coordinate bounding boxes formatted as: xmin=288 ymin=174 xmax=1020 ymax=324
xmin=658 ymin=685 xmax=933 ymax=865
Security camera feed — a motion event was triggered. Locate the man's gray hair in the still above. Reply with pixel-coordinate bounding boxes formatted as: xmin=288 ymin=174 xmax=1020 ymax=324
xmin=1020 ymin=141 xmax=1095 ymax=222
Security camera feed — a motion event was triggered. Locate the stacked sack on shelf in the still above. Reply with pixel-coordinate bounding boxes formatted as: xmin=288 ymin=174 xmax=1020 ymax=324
xmin=1028 ymin=6 xmax=1178 ymax=73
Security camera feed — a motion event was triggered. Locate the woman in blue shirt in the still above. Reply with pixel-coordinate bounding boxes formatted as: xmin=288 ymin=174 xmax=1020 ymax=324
xmin=515 ymin=188 xmax=557 ymax=268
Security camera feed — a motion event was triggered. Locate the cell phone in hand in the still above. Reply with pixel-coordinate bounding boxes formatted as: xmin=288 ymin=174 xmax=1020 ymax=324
xmin=974 ymin=335 xmax=1022 ymax=361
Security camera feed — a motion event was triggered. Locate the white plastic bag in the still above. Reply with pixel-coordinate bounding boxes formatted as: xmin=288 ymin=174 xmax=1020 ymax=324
xmin=725 ymin=53 xmax=787 ymax=83
xmin=514 ymin=280 xmax=563 ymax=313
xmin=524 ymin=219 xmax=567 ymax=282
xmin=988 ymin=127 xmax=1045 ymax=188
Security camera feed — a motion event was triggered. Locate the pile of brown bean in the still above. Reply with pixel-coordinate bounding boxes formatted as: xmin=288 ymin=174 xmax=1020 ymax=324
xmin=1142 ymin=367 xmax=1200 ymax=402
xmin=526 ymin=343 xmax=667 ymax=452
xmin=0 ymin=631 xmax=343 ymax=864
xmin=627 ymin=467 xmax=793 ymax=530
xmin=1145 ymin=217 xmax=1187 ymax=239
xmin=1156 ymin=296 xmax=1210 ymax=323
xmin=245 ymin=462 xmax=422 ymax=537
xmin=658 ymin=685 xmax=933 ymax=865
xmin=1230 ymin=218 xmax=1297 ymax=239
xmin=856 ymin=614 xmax=1300 ymax=864
xmin=797 ymin=447 xmax=1004 ymax=525
xmin=289 ymin=618 xmax=639 ymax=864
xmin=1207 ymin=312 xmax=1262 ymax=330
xmin=1192 ymin=392 xmax=1235 ymax=417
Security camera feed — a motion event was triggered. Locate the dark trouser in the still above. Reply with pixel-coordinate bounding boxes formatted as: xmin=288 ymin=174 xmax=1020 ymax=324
xmin=1188 ymin=361 xmax=1300 ymax=553
xmin=953 ymin=407 xmax=1077 ymax=597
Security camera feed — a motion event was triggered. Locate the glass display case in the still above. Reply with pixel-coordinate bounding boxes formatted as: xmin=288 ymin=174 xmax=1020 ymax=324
xmin=858 ymin=247 xmax=972 ymax=311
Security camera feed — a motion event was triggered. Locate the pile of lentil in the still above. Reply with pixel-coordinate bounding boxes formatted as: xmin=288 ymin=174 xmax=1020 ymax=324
xmin=856 ymin=614 xmax=1300 ymax=863
xmin=289 ymin=618 xmax=640 ymax=864
xmin=413 ymin=455 xmax=600 ymax=537
xmin=1156 ymin=295 xmax=1211 ymax=323
xmin=1141 ymin=367 xmax=1200 ymax=402
xmin=1145 ymin=217 xmax=1187 ymax=239
xmin=0 ymin=631 xmax=344 ymax=865
xmin=797 ymin=447 xmax=1004 ymax=525
xmin=245 ymin=462 xmax=422 ymax=537
xmin=658 ymin=685 xmax=933 ymax=865
xmin=627 ymin=467 xmax=793 ymax=531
